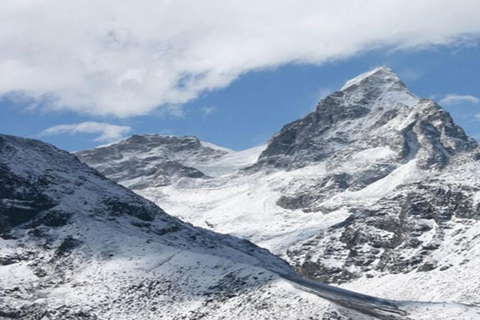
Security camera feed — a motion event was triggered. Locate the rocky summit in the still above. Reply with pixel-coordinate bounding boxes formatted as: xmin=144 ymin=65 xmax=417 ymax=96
xmin=78 ymin=67 xmax=480 ymax=318
xmin=256 ymin=66 xmax=476 ymax=171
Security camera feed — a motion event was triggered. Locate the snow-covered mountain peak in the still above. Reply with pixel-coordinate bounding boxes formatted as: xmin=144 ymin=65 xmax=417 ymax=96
xmin=256 ymin=67 xmax=475 ymax=170
xmin=340 ymin=66 xmax=405 ymax=91
xmin=332 ymin=66 xmax=418 ymax=114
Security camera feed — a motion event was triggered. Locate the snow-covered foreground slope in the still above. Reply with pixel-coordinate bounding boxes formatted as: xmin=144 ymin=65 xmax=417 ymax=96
xmin=78 ymin=67 xmax=480 ymax=318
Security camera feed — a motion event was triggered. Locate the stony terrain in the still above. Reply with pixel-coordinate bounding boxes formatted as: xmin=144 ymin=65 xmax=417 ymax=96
xmin=78 ymin=67 xmax=480 ymax=317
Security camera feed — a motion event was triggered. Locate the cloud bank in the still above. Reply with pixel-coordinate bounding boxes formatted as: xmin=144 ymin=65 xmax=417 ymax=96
xmin=2 ymin=0 xmax=480 ymax=117
xmin=41 ymin=122 xmax=131 ymax=142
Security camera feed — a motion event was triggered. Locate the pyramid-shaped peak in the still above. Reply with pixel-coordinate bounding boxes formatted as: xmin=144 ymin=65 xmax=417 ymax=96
xmin=340 ymin=66 xmax=405 ymax=91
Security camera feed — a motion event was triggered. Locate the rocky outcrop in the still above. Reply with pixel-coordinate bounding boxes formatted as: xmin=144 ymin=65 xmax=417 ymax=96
xmin=76 ymin=135 xmax=227 ymax=189
xmin=286 ymin=179 xmax=480 ymax=284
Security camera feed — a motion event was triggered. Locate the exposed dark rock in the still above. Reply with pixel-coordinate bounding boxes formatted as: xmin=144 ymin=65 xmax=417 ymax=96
xmin=287 ymin=181 xmax=480 ymax=283
xmin=0 ymin=164 xmax=57 ymax=233
xmin=55 ymin=236 xmax=82 ymax=258
xmin=76 ymin=134 xmax=226 ymax=189
xmin=96 ymin=198 xmax=164 ymax=222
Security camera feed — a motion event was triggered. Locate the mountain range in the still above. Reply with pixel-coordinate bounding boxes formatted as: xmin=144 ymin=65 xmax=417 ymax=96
xmin=2 ymin=67 xmax=480 ymax=319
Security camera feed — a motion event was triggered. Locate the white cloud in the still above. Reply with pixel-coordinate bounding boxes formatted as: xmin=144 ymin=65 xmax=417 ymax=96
xmin=41 ymin=122 xmax=131 ymax=142
xmin=201 ymin=106 xmax=217 ymax=117
xmin=1 ymin=1 xmax=480 ymax=117
xmin=439 ymin=94 xmax=480 ymax=106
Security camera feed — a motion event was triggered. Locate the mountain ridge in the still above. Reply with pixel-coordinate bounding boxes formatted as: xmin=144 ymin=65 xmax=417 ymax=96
xmin=76 ymin=67 xmax=480 ymax=318
xmin=7 ymin=134 xmax=478 ymax=319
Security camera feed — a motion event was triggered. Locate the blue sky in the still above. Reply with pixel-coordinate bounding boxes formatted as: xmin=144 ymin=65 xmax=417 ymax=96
xmin=1 ymin=1 xmax=480 ymax=151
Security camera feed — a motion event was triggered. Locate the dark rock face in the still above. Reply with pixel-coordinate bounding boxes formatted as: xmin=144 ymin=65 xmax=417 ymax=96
xmin=0 ymin=165 xmax=57 ymax=233
xmin=76 ymin=134 xmax=226 ymax=189
xmin=150 ymin=161 xmax=206 ymax=187
xmin=286 ymin=182 xmax=480 ymax=284
xmin=0 ymin=134 xmax=169 ymax=236
xmin=397 ymin=100 xmax=476 ymax=169
xmin=257 ymin=97 xmax=371 ymax=168
xmin=276 ymin=167 xmax=396 ymax=212
xmin=277 ymin=173 xmax=351 ymax=212
xmin=254 ymin=68 xmax=476 ymax=171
